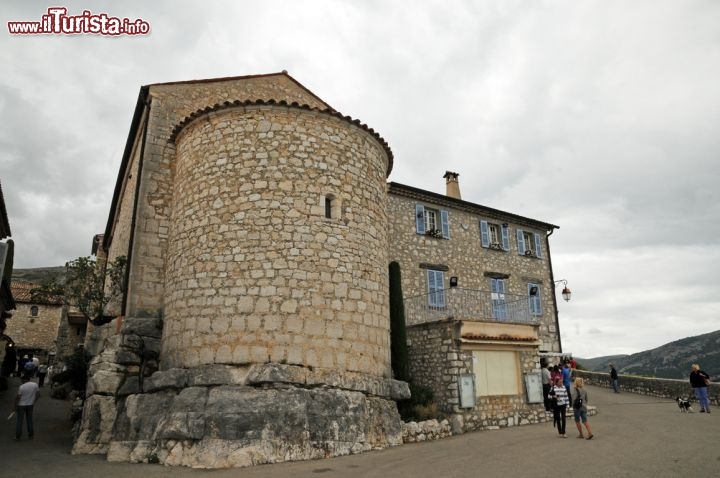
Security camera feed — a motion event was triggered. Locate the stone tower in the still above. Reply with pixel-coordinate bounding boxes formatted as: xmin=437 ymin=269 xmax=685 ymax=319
xmin=73 ymin=73 xmax=408 ymax=468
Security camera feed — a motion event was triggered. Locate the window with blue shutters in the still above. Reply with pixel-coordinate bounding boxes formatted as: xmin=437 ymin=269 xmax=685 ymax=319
xmin=517 ymin=229 xmax=543 ymax=257
xmin=490 ymin=278 xmax=507 ymax=320
xmin=528 ymin=283 xmax=542 ymax=315
xmin=481 ymin=221 xmax=509 ymax=250
xmin=427 ymin=269 xmax=446 ymax=308
xmin=416 ymin=204 xmax=450 ymax=239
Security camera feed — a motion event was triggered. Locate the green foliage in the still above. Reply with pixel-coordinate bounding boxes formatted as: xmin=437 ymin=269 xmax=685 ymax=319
xmin=51 ymin=347 xmax=89 ymax=396
xmin=398 ymin=382 xmax=439 ymax=422
xmin=31 ymin=255 xmax=127 ymax=325
xmin=389 ymin=261 xmax=409 ymax=382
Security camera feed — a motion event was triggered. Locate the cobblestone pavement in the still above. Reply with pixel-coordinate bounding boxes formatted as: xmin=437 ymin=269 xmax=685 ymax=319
xmin=1 ymin=376 xmax=716 ymax=477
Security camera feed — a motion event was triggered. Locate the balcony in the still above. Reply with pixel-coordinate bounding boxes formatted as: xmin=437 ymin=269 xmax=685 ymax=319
xmin=404 ymin=288 xmax=539 ymax=327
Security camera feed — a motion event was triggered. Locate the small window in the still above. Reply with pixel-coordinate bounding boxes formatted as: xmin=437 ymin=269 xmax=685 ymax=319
xmin=30 ymin=306 xmax=39 ymax=317
xmin=415 ymin=204 xmax=450 ymax=238
xmin=516 ymin=229 xmax=543 ymax=258
xmin=325 ymin=196 xmax=333 ymax=219
xmin=528 ymin=283 xmax=542 ymax=315
xmin=480 ymin=221 xmax=509 ymax=250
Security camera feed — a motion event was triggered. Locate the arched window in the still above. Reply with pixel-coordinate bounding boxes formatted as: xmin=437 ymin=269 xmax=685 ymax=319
xmin=30 ymin=306 xmax=39 ymax=317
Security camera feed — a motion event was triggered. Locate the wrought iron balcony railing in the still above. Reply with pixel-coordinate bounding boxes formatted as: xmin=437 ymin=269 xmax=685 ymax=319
xmin=404 ymin=288 xmax=539 ymax=326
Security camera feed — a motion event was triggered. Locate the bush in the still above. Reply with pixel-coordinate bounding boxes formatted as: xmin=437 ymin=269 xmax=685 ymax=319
xmin=51 ymin=348 xmax=89 ymax=397
xmin=398 ymin=382 xmax=441 ymax=422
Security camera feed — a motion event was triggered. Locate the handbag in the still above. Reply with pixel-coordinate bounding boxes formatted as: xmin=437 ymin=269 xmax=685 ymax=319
xmin=573 ymin=392 xmax=583 ymax=409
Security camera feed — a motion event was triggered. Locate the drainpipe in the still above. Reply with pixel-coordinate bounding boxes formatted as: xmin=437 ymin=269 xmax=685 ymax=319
xmin=546 ymin=228 xmax=563 ymax=353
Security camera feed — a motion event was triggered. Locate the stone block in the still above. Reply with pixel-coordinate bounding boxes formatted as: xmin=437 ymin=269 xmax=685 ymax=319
xmin=188 ymin=365 xmax=251 ymax=386
xmin=144 ymin=368 xmax=189 ymax=392
xmin=122 ymin=317 xmax=163 ymax=338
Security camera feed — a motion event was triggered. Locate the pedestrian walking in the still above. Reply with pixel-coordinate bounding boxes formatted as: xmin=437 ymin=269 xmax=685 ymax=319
xmin=610 ymin=363 xmax=619 ymax=393
xmin=548 ymin=376 xmax=569 ymax=438
xmin=572 ymin=378 xmax=594 ymax=440
xmin=37 ymin=363 xmax=48 ymax=387
xmin=14 ymin=374 xmax=40 ymax=440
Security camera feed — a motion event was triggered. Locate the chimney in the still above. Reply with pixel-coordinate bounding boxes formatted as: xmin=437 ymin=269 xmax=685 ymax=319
xmin=443 ymin=171 xmax=461 ymax=199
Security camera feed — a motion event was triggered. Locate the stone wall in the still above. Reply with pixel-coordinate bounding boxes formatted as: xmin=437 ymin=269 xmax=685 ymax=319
xmin=386 ymin=190 xmax=560 ymax=352
xmin=406 ymin=320 xmax=549 ymax=433
xmin=575 ymin=370 xmax=720 ymax=405
xmin=164 ymin=104 xmax=390 ymax=375
xmin=75 ymin=74 xmax=405 ymax=467
xmin=6 ymin=302 xmax=62 ymax=359
xmin=73 ymin=322 xmax=409 ymax=468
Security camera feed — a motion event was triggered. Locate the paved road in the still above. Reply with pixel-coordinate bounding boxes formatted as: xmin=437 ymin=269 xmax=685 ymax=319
xmin=1 ymin=376 xmax=716 ymax=477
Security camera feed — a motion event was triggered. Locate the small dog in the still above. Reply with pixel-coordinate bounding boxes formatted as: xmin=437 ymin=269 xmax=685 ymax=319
xmin=676 ymin=397 xmax=693 ymax=413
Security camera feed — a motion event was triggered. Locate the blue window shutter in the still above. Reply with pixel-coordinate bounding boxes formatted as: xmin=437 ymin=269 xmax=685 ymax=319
xmin=427 ymin=269 xmax=436 ymax=304
xmin=501 ymin=224 xmax=510 ymax=250
xmin=516 ymin=229 xmax=525 ymax=255
xmin=480 ymin=221 xmax=490 ymax=247
xmin=427 ymin=270 xmax=445 ymax=307
xmin=498 ymin=279 xmax=505 ymax=294
xmin=437 ymin=271 xmax=445 ymax=307
xmin=441 ymin=210 xmax=450 ymax=238
xmin=491 ymin=278 xmax=498 ymax=293
xmin=534 ymin=233 xmax=543 ymax=258
xmin=415 ymin=204 xmax=425 ymax=234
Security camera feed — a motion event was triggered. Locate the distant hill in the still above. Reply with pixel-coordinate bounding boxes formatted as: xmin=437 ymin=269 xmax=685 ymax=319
xmin=12 ymin=266 xmax=66 ymax=284
xmin=576 ymin=330 xmax=720 ymax=379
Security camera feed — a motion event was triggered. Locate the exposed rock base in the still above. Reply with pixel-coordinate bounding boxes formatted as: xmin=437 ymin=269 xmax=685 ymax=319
xmin=72 ymin=323 xmax=409 ymax=468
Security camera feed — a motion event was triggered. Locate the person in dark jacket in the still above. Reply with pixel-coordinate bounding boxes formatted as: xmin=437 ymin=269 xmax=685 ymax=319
xmin=610 ymin=363 xmax=619 ymax=393
xmin=689 ymin=364 xmax=711 ymax=413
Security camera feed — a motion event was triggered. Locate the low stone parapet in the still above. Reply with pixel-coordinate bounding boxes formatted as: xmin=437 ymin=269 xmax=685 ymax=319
xmin=575 ymin=370 xmax=720 ymax=405
xmin=402 ymin=419 xmax=452 ymax=443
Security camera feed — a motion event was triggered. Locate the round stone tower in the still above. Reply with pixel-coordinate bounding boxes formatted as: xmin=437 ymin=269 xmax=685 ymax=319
xmin=73 ymin=74 xmax=408 ymax=468
xmin=165 ymin=103 xmax=391 ymax=377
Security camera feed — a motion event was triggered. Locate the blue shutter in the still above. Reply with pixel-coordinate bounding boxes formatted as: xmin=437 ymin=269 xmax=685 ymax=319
xmin=415 ymin=204 xmax=425 ymax=234
xmin=501 ymin=224 xmax=510 ymax=250
xmin=441 ymin=210 xmax=450 ymax=239
xmin=491 ymin=278 xmax=507 ymax=320
xmin=427 ymin=269 xmax=436 ymax=305
xmin=480 ymin=221 xmax=490 ymax=247
xmin=427 ymin=270 xmax=445 ymax=307
xmin=516 ymin=229 xmax=525 ymax=255
xmin=534 ymin=233 xmax=543 ymax=258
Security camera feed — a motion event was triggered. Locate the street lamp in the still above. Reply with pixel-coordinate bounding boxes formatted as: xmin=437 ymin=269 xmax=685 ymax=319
xmin=555 ymin=279 xmax=572 ymax=302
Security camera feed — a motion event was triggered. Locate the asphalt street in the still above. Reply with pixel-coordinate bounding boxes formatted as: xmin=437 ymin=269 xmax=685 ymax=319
xmin=1 ymin=376 xmax=716 ymax=477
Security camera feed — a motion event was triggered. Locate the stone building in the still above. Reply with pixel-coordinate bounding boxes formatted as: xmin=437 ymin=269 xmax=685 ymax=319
xmin=74 ymin=72 xmax=564 ymax=468
xmin=5 ymin=281 xmax=63 ymax=364
xmin=388 ymin=177 xmax=562 ymax=432
xmin=74 ymin=72 xmax=408 ymax=468
xmin=0 ymin=181 xmax=14 ymax=332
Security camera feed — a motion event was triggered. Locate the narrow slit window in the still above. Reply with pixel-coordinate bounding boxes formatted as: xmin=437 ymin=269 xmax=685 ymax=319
xmin=325 ymin=196 xmax=333 ymax=218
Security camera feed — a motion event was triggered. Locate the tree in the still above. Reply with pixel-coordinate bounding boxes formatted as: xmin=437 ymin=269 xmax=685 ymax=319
xmin=31 ymin=255 xmax=127 ymax=326
xmin=389 ymin=261 xmax=409 ymax=382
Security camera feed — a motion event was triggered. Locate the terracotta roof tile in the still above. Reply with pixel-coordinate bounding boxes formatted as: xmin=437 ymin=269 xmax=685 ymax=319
xmin=10 ymin=281 xmax=63 ymax=305
xmin=462 ymin=333 xmax=537 ymax=343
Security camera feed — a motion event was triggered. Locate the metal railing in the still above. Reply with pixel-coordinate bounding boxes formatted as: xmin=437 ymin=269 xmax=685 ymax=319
xmin=404 ymin=288 xmax=539 ymax=326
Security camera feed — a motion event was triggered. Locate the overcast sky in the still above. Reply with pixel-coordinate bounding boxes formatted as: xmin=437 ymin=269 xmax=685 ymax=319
xmin=2 ymin=1 xmax=718 ymax=358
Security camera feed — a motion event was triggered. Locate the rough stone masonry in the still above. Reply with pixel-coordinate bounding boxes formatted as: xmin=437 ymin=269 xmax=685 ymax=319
xmin=73 ymin=72 xmax=409 ymax=468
